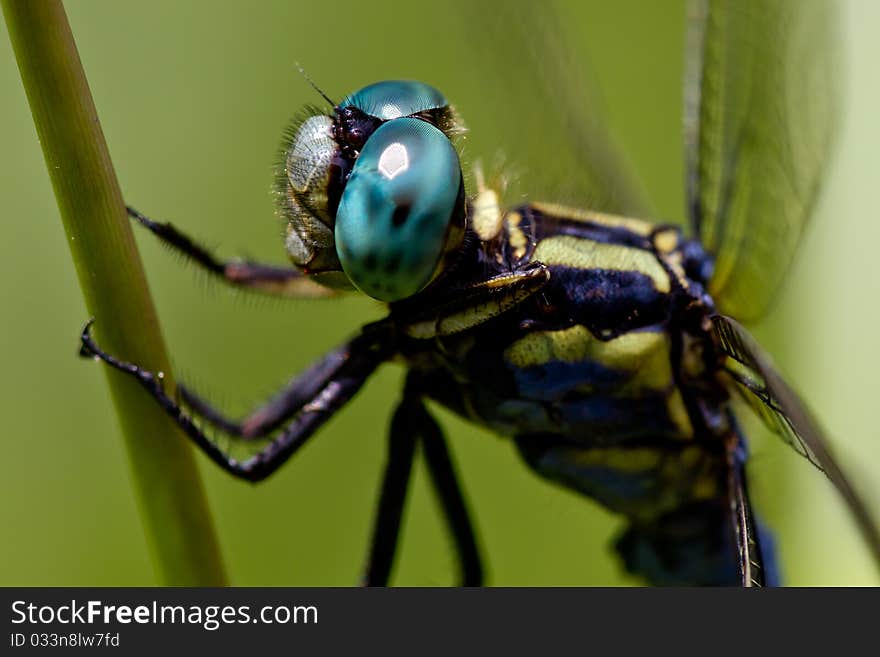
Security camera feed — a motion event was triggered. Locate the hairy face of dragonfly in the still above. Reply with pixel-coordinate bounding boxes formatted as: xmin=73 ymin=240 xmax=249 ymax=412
xmin=280 ymin=80 xmax=466 ymax=301
xmin=76 ymin=0 xmax=880 ymax=586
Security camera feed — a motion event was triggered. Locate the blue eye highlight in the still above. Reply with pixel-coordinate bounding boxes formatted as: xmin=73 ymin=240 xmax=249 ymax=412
xmin=340 ymin=80 xmax=448 ymax=121
xmin=335 ymin=118 xmax=463 ymax=301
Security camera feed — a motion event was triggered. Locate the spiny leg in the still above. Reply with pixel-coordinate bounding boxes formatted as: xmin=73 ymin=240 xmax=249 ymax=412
xmin=79 ymin=320 xmax=389 ymax=482
xmin=727 ymin=454 xmax=768 ymax=587
xmin=127 ymin=205 xmax=334 ymax=298
xmin=725 ymin=417 xmax=774 ymax=587
xmin=176 ymin=340 xmax=367 ymax=439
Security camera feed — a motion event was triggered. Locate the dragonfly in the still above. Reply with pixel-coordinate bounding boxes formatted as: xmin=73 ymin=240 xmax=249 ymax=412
xmin=78 ymin=0 xmax=880 ymax=585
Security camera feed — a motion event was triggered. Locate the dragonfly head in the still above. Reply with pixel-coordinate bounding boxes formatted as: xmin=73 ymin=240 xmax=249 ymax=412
xmin=277 ymin=80 xmax=466 ymax=301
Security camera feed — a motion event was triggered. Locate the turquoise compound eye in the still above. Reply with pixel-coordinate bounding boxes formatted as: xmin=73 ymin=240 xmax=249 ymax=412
xmin=340 ymin=80 xmax=447 ymax=120
xmin=335 ymin=118 xmax=464 ymax=302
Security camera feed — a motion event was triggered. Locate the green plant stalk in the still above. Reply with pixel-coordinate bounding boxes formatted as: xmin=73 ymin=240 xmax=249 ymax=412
xmin=3 ymin=0 xmax=228 ymax=585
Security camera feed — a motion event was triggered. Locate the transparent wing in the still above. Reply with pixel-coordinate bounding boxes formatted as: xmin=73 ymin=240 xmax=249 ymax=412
xmin=685 ymin=0 xmax=839 ymax=321
xmin=711 ymin=315 xmax=880 ymax=568
xmin=452 ymin=0 xmax=651 ymax=217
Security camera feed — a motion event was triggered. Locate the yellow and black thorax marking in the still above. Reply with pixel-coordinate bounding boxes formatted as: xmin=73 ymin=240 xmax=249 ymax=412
xmin=403 ymin=201 xmax=719 ymax=448
xmin=397 ymin=200 xmax=724 ymax=535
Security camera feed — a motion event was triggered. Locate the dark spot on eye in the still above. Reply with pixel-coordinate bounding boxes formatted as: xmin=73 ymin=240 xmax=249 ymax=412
xmin=364 ymin=253 xmax=377 ymax=270
xmin=392 ymin=205 xmax=410 ymax=227
xmin=384 ymin=253 xmax=401 ymax=274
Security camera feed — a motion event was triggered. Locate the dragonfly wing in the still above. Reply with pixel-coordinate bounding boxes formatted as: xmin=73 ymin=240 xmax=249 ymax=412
xmin=711 ymin=314 xmax=880 ymax=568
xmin=453 ymin=0 xmax=651 ymax=217
xmin=685 ymin=0 xmax=839 ymax=320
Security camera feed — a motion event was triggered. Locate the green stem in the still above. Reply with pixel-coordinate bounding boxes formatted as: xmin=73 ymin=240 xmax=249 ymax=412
xmin=3 ymin=0 xmax=228 ymax=585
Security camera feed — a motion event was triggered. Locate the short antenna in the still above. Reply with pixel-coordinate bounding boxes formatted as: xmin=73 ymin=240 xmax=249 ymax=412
xmin=296 ymin=62 xmax=336 ymax=108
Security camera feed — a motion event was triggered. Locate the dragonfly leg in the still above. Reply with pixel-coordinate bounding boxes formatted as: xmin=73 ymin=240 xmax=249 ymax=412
xmin=176 ymin=339 xmax=372 ymax=439
xmin=418 ymin=401 xmax=484 ymax=586
xmin=79 ymin=320 xmax=390 ymax=482
xmin=127 ymin=205 xmax=335 ymax=298
xmin=361 ymin=392 xmax=419 ymax=586
xmin=392 ymin=264 xmax=550 ymax=339
xmin=724 ymin=417 xmax=777 ymax=587
xmin=362 ymin=387 xmax=483 ymax=586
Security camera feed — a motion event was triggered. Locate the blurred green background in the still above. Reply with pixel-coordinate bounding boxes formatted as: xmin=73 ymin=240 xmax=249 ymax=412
xmin=1 ymin=0 xmax=877 ymax=585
